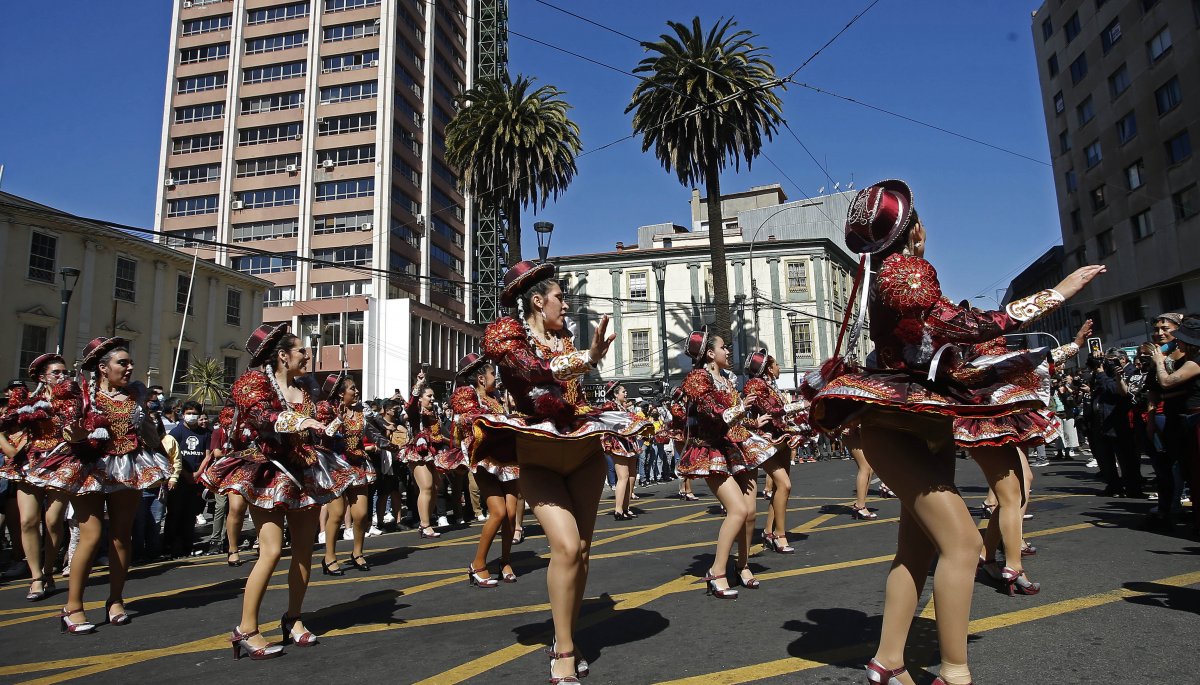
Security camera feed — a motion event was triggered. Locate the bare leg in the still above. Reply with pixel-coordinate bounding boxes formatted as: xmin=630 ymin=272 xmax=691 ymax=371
xmin=15 ymin=485 xmax=46 ymax=589
xmin=704 ymin=474 xmax=754 ymax=591
xmin=861 ymin=426 xmax=980 ymax=685
xmin=323 ymin=495 xmax=346 ymax=568
xmin=613 ymin=458 xmax=630 ymax=515
xmin=43 ymin=491 xmax=68 ymax=577
xmin=239 ymin=505 xmax=284 ymax=651
xmin=284 ymin=508 xmax=319 ymax=634
xmin=226 ymin=493 xmax=247 ymax=562
xmin=971 ymin=447 xmax=1027 ymax=568
xmin=736 ymin=472 xmax=759 ymax=583
xmin=500 ymin=483 xmax=518 ymax=576
xmin=471 ymin=471 xmax=506 ymax=577
xmin=851 ymin=445 xmax=873 ymax=510
xmin=412 ymin=464 xmax=436 ymax=530
xmin=104 ymin=489 xmax=140 ymax=615
xmin=764 ymin=453 xmax=793 ymax=542
xmin=64 ymin=493 xmax=105 ymax=621
xmin=347 ymin=486 xmax=369 ymax=559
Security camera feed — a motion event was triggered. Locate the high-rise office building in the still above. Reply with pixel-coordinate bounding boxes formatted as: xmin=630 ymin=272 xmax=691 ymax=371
xmin=154 ymin=0 xmax=502 ymax=396
xmin=1032 ymin=0 xmax=1199 ymax=346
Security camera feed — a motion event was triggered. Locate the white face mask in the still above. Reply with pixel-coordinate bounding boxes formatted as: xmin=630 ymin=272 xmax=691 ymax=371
xmin=183 ymin=414 xmax=200 ymax=426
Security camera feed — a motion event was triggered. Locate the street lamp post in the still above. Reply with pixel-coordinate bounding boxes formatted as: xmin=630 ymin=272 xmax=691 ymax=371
xmin=534 ymin=221 xmax=555 ymax=263
xmin=309 ymin=333 xmax=321 ymax=373
xmin=743 ymin=206 xmax=794 ymax=349
xmin=652 ymin=260 xmax=669 ymax=391
xmin=56 ymin=267 xmax=81 ymax=355
xmin=787 ymin=311 xmax=800 ymax=389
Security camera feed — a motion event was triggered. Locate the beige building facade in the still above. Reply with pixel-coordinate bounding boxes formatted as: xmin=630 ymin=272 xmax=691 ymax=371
xmin=0 ymin=192 xmax=268 ymax=393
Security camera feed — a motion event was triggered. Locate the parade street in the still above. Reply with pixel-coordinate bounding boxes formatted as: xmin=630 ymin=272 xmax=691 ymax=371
xmin=0 ymin=457 xmax=1194 ymax=685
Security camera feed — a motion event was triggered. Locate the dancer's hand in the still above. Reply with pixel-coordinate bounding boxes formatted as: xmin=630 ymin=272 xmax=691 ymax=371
xmin=589 ymin=314 xmax=616 ymax=366
xmin=1054 ymin=265 xmax=1105 ymax=299
xmin=300 ymin=418 xmax=326 ymax=432
xmin=1073 ymin=319 xmax=1094 ymax=347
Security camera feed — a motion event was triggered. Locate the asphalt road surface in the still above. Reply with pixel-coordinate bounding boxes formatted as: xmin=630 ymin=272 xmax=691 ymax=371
xmin=1 ymin=455 xmax=1195 ymax=684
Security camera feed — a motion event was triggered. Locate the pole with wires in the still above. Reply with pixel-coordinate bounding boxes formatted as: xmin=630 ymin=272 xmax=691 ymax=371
xmin=170 ymin=252 xmax=199 ymax=396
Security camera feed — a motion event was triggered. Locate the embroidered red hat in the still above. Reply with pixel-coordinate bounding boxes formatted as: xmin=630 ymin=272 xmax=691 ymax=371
xmin=79 ymin=337 xmax=131 ymax=371
xmin=322 ymin=373 xmax=346 ymax=400
xmin=456 ymin=352 xmax=488 ymax=380
xmin=499 ymin=260 xmax=556 ymax=308
xmin=603 ymin=380 xmax=622 ymax=398
xmin=845 ymin=179 xmax=915 ymax=255
xmin=744 ymin=347 xmax=769 ymax=378
xmin=246 ymin=322 xmax=290 ymax=367
xmin=684 ymin=325 xmax=710 ymax=361
xmin=27 ymin=353 xmax=66 ymax=380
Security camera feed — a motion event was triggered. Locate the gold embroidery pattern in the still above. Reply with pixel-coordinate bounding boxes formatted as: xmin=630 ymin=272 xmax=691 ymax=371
xmin=275 ymin=411 xmax=307 ymax=434
xmin=1006 ymin=289 xmax=1064 ymax=323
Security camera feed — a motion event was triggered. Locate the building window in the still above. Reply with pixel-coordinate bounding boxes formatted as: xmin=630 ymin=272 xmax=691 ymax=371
xmin=114 ymin=256 xmax=137 ymax=302
xmin=1131 ymin=210 xmax=1154 ymax=241
xmin=1069 ymin=208 xmax=1082 ymax=233
xmin=263 ymin=286 xmax=296 ymax=307
xmin=1097 ymin=228 xmax=1116 ymax=256
xmin=1155 ymin=77 xmax=1183 ymax=115
xmin=1161 ymin=282 xmax=1186 ymax=312
xmin=1084 ymin=140 xmax=1102 ymax=168
xmin=630 ymin=330 xmax=651 ymax=367
xmin=1147 ymin=26 xmax=1172 ymax=62
xmin=319 ymin=81 xmax=378 ymax=104
xmin=786 ymin=261 xmax=809 ymax=294
xmin=323 ymin=20 xmax=380 ymax=42
xmin=238 ymin=122 xmax=302 ymax=146
xmin=182 ymin=15 xmax=232 ymax=36
xmin=166 ymin=196 xmax=219 ymax=217
xmin=1124 ymin=160 xmax=1145 ymax=190
xmin=172 ymin=348 xmax=190 ymax=395
xmin=1047 ymin=53 xmax=1059 ymax=78
xmin=180 ymin=43 xmax=229 ymax=64
xmin=1065 ymin=168 xmax=1078 ymax=192
xmin=346 ymin=312 xmax=364 ymax=344
xmin=223 ymin=357 xmax=239 ymax=389
xmin=226 ymin=289 xmax=242 ymax=326
xmin=169 ymin=163 xmax=221 ymax=185
xmin=1073 ymin=246 xmax=1087 ymax=270
xmin=1108 ymin=64 xmax=1130 ymax=98
xmin=235 ymin=154 xmax=300 ymax=178
xmin=171 ymin=132 xmax=222 ymax=155
xmin=174 ymin=102 xmax=225 ymax=123
xmin=238 ymin=186 xmax=300 ymax=209
xmin=315 ymin=178 xmax=374 ymax=201
xmin=322 ymin=314 xmax=341 ymax=346
xmin=163 ymin=227 xmax=216 ymax=248
xmin=247 ymin=1 xmax=310 ymax=25
xmin=1064 ymin=13 xmax=1081 ymax=42
xmin=177 ymin=72 xmax=227 ymax=94
xmin=325 ymin=0 xmax=381 ymax=12
xmin=431 ymin=216 xmax=464 ymax=247
xmin=243 ymin=61 xmax=306 ymax=85
xmin=176 ymin=274 xmax=194 ymax=315
xmin=431 ymin=245 xmax=463 ymax=273
xmin=233 ymin=253 xmax=297 ymax=275
xmin=790 ymin=320 xmax=813 ymax=358
xmin=1053 ymin=91 xmax=1064 ymax=115
xmin=1076 ymin=96 xmax=1095 ymax=126
xmin=240 ymin=91 xmax=304 ymax=114
xmin=1101 ymin=18 xmax=1122 ymax=53
xmin=1041 ymin=18 xmax=1053 ymax=41
xmin=1173 ymin=184 xmax=1199 ymax=221
xmin=1069 ymin=53 xmax=1088 ymax=85
xmin=1122 ymin=296 xmax=1143 ymax=325
xmin=1166 ymin=130 xmax=1192 ymax=165
xmin=628 ymin=272 xmax=647 ymax=300
xmin=19 ymin=325 xmax=49 ymax=374
xmin=1116 ymin=111 xmax=1137 ymax=145
xmin=1058 ymin=130 xmax=1071 ymax=154
xmin=27 ymin=232 xmax=57 ymax=283
xmin=319 ymin=112 xmax=377 ymax=137
xmin=232 ymin=219 xmax=299 ymax=242
xmin=312 ymin=245 xmax=372 ymax=268
xmin=318 ymin=145 xmax=375 ymax=169
xmin=314 ymin=211 xmax=373 ymax=234
xmin=245 ymin=30 xmax=308 ymax=55
xmin=1090 ymin=185 xmax=1107 ymax=212
xmin=312 ymin=280 xmax=371 ymax=299
xmin=321 ymin=50 xmax=379 ymax=73
xmin=1140 ymin=0 xmax=1160 ymax=11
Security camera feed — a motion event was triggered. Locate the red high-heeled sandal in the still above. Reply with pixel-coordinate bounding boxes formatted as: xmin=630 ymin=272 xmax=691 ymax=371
xmin=280 ymin=614 xmax=319 ymax=646
xmin=703 ymin=573 xmax=738 ymax=599
xmin=864 ymin=658 xmax=906 ymax=684
xmin=231 ymin=627 xmax=284 ymax=659
xmin=58 ymin=608 xmax=96 ymax=635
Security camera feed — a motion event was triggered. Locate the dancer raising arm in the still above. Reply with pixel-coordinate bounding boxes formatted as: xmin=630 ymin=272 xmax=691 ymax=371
xmin=318 ymin=374 xmax=377 ymax=575
xmin=810 ymin=179 xmax=1104 ymax=685
xmin=404 ymin=370 xmax=450 ymax=538
xmin=598 ymin=381 xmax=642 ymax=520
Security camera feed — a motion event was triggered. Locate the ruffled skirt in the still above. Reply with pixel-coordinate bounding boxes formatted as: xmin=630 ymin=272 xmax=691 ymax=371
xmin=471 ymin=410 xmax=652 ymax=471
xmin=954 ymin=409 xmax=1060 ymax=449
xmin=435 ymin=447 xmax=469 ymax=472
xmin=343 ymin=452 xmax=377 ymax=487
xmin=200 ymin=446 xmax=352 ymax=510
xmin=601 ymin=434 xmax=640 ymax=460
xmin=399 ymin=439 xmax=439 ymax=464
xmin=26 ymin=447 xmax=169 ymax=495
xmin=678 ymin=433 xmax=775 ymax=478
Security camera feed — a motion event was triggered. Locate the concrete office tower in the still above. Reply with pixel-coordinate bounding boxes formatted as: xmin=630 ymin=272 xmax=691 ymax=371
xmin=1032 ymin=0 xmax=1199 ymax=345
xmin=154 ymin=0 xmax=497 ymax=395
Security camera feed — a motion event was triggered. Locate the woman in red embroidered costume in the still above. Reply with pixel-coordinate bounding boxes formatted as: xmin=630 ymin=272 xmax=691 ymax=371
xmin=599 ymin=381 xmax=641 ymax=521
xmin=0 ymin=354 xmax=77 ymax=601
xmin=33 ymin=338 xmax=170 ymax=634
xmin=476 ymin=260 xmax=650 ymax=683
xmin=810 ymin=180 xmax=1104 ymax=685
xmin=960 ymin=319 xmax=1093 ymax=597
xmin=743 ymin=349 xmax=809 ymax=554
xmin=663 ymin=387 xmax=698 ymax=501
xmin=318 ymin=374 xmax=377 ymax=575
xmin=200 ymin=323 xmax=352 ymax=660
xmin=451 ymin=353 xmax=519 ymax=588
xmin=403 ymin=370 xmax=450 ymax=539
xmin=678 ymin=327 xmax=775 ymax=598
xmin=200 ymin=404 xmax=251 ymax=566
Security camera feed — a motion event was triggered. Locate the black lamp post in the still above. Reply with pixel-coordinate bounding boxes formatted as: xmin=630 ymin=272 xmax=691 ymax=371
xmin=309 ymin=333 xmax=321 ymax=373
xmin=652 ymin=260 xmax=669 ymax=391
xmin=534 ymin=221 xmax=554 ymax=263
xmin=788 ymin=311 xmax=800 ymax=390
xmin=56 ymin=267 xmax=81 ymax=355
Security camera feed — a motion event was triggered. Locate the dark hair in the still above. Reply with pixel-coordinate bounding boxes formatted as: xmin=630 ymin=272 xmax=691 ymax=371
xmin=181 ymin=400 xmax=203 ymax=413
xmin=519 ymin=278 xmax=559 ymax=317
xmin=691 ymin=330 xmax=724 ymax=368
xmin=471 ymin=362 xmax=494 ymax=387
xmin=331 ymin=375 xmax=354 ymax=401
xmin=96 ymin=346 xmax=130 ymax=370
xmin=265 ymin=333 xmax=301 ymax=372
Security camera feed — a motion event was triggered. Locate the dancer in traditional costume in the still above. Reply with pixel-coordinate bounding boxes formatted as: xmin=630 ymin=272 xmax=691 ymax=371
xmin=318 ymin=373 xmax=377 ymax=575
xmin=678 ymin=327 xmax=775 ymax=598
xmin=200 ymin=323 xmax=352 ymax=659
xmin=404 ymin=370 xmax=450 ymax=538
xmin=960 ymin=319 xmax=1093 ymax=596
xmin=743 ymin=348 xmax=809 ymax=554
xmin=663 ymin=387 xmax=698 ymax=501
xmin=809 ymin=179 xmax=1104 ymax=685
xmin=599 ymin=381 xmax=641 ymax=520
xmin=452 ymin=353 xmax=519 ymax=588
xmin=31 ymin=337 xmax=170 ymax=634
xmin=476 ymin=260 xmax=650 ymax=683
xmin=0 ymin=354 xmax=76 ymax=601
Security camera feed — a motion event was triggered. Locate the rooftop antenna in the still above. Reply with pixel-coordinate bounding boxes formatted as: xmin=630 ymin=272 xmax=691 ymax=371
xmin=817 ymin=186 xmax=825 ymax=194
xmin=0 ymin=164 xmax=5 ymax=189
xmin=833 ymin=182 xmax=841 ymax=191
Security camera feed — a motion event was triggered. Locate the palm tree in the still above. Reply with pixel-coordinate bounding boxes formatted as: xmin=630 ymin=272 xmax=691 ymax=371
xmin=627 ymin=17 xmax=784 ymax=333
xmin=182 ymin=357 xmax=228 ymax=407
xmin=445 ymin=74 xmax=583 ymax=266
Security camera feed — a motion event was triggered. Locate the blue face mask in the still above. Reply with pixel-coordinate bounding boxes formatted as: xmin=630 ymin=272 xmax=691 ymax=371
xmin=1161 ymin=342 xmax=1176 ymax=354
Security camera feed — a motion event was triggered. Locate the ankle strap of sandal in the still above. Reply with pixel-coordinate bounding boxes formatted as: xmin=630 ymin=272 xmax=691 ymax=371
xmin=233 ymin=628 xmax=261 ymax=640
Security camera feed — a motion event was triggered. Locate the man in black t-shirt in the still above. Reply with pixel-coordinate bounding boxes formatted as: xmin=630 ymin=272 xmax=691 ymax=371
xmin=163 ymin=401 xmax=211 ymax=557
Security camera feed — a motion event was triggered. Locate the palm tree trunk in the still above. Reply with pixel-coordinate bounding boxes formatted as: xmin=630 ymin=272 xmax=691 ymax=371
xmin=704 ymin=161 xmax=732 ymax=333
xmin=505 ymin=200 xmax=523 ymax=266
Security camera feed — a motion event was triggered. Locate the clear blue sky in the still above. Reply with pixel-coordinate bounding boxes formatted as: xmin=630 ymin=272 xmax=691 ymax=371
xmin=0 ymin=1 xmax=1058 ymax=302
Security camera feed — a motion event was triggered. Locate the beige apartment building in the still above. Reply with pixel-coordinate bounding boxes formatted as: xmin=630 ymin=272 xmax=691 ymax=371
xmin=0 ymin=191 xmax=268 ymax=392
xmin=1032 ymin=0 xmax=1200 ymax=346
xmin=154 ymin=0 xmax=489 ymax=397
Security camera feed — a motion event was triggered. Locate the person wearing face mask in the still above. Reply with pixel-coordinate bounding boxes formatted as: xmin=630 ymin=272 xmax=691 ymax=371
xmin=163 ymin=401 xmax=211 ymax=558
xmin=678 ymin=327 xmax=776 ymax=598
xmin=1148 ymin=313 xmax=1200 ymax=534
